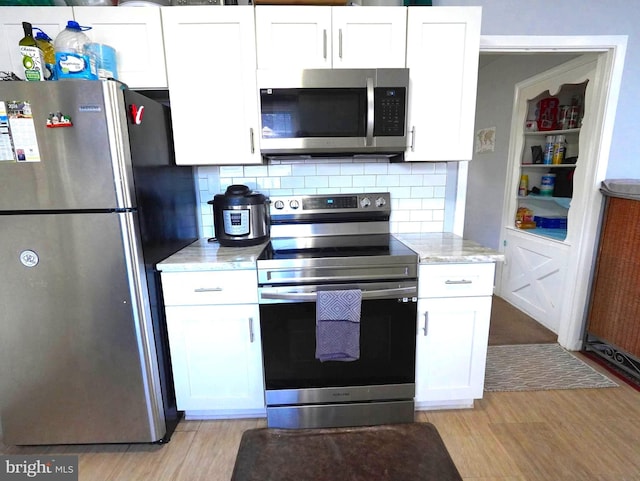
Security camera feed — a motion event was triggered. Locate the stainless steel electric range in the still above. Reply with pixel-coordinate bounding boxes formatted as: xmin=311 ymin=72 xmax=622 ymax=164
xmin=257 ymin=192 xmax=418 ymax=429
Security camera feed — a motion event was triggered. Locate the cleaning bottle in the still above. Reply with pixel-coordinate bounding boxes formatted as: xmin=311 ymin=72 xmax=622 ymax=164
xmin=19 ymin=22 xmax=45 ymax=81
xmin=33 ymin=28 xmax=56 ymax=81
xmin=54 ymin=20 xmax=98 ymax=80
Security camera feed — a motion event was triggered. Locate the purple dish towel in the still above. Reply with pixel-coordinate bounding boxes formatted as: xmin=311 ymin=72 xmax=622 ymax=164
xmin=315 ymin=289 xmax=362 ymax=362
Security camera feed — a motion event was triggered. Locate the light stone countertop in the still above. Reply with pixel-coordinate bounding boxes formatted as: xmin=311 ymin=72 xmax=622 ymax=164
xmin=156 ymin=233 xmax=503 ymax=272
xmin=156 ymin=238 xmax=268 ymax=272
xmin=393 ymin=232 xmax=504 ymax=263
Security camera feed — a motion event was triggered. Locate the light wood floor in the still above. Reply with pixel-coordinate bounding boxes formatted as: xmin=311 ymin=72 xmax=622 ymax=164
xmin=2 ymin=354 xmax=639 ymax=481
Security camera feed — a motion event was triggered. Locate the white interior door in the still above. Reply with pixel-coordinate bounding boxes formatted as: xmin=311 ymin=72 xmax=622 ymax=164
xmin=501 ymin=229 xmax=569 ymax=332
xmin=498 ymin=55 xmax=601 ymax=337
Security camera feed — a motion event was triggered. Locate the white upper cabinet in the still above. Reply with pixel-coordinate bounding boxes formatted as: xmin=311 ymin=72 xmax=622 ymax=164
xmin=256 ymin=6 xmax=332 ymax=69
xmin=73 ymin=6 xmax=167 ymax=89
xmin=331 ymin=6 xmax=407 ymax=69
xmin=405 ymin=7 xmax=481 ymax=161
xmin=161 ymin=6 xmax=262 ymax=165
xmin=255 ymin=6 xmax=407 ymax=69
xmin=0 ymin=7 xmax=71 ymax=80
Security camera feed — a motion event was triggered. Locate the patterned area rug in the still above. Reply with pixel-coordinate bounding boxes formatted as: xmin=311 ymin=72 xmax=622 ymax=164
xmin=485 ymin=343 xmax=619 ymax=392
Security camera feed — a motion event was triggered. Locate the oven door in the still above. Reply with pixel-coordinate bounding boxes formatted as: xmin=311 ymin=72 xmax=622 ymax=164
xmin=258 ymin=281 xmax=417 ymax=407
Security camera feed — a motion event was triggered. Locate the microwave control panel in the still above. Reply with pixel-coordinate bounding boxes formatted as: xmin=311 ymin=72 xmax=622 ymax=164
xmin=373 ymin=87 xmax=406 ymax=136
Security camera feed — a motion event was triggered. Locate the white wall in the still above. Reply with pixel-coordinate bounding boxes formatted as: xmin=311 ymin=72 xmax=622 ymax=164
xmin=435 ymin=0 xmax=640 ymax=180
xmin=465 ymin=54 xmax=577 ymax=250
xmin=196 ymin=159 xmax=449 ymax=238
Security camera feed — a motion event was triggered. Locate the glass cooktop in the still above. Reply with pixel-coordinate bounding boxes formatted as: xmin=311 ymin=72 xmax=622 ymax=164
xmin=258 ymin=234 xmax=416 ymax=261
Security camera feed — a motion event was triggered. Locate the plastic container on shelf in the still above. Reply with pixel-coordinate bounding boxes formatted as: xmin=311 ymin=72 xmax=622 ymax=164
xmin=540 ymin=173 xmax=556 ymax=196
xmin=534 ymin=216 xmax=567 ymax=229
xmin=85 ymin=43 xmax=118 ymax=80
xmin=53 ymin=21 xmax=98 ymax=80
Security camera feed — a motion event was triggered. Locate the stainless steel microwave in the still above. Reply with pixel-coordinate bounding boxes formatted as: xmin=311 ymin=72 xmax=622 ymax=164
xmin=257 ymin=68 xmax=409 ymax=159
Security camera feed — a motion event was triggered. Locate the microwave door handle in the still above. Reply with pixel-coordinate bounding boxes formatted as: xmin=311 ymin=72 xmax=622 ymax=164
xmin=366 ymin=77 xmax=374 ymax=147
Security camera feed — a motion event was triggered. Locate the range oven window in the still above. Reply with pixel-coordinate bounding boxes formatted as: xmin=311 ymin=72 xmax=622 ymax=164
xmin=260 ymin=298 xmax=416 ymax=390
xmin=260 ymin=88 xmax=367 ymax=139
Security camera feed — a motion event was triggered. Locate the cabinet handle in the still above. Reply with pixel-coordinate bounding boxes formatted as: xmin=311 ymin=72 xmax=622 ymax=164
xmin=410 ymin=126 xmax=416 ymax=152
xmin=248 ymin=317 xmax=255 ymax=343
xmin=194 ymin=287 xmax=223 ymax=292
xmin=323 ymin=29 xmax=327 ymax=60
xmin=445 ymin=279 xmax=473 ymax=285
xmin=249 ymin=128 xmax=255 ymax=154
xmin=422 ymin=311 xmax=429 ymax=336
xmin=339 ymin=29 xmax=343 ymax=59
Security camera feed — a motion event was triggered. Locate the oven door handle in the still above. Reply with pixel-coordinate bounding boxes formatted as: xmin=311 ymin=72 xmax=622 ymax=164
xmin=261 ymin=286 xmax=417 ymax=302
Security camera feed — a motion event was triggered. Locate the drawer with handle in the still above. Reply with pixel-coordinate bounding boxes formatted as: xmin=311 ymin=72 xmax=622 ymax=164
xmin=418 ymin=263 xmax=495 ymax=298
xmin=161 ymin=270 xmax=259 ymax=306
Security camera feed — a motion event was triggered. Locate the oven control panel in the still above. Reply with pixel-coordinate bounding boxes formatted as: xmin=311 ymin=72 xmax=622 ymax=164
xmin=270 ymin=192 xmax=391 ymax=216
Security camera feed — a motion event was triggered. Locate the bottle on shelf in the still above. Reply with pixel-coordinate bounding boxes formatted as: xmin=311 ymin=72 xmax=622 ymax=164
xmin=54 ymin=21 xmax=98 ymax=80
xmin=543 ymin=135 xmax=555 ymax=164
xmin=19 ymin=22 xmax=45 ymax=82
xmin=552 ymin=135 xmax=566 ymax=165
xmin=518 ymin=174 xmax=529 ymax=197
xmin=33 ymin=28 xmax=55 ymax=81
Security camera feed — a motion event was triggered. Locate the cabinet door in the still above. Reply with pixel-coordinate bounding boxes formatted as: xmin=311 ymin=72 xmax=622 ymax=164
xmin=162 ymin=6 xmax=261 ymax=165
xmin=405 ymin=7 xmax=481 ymax=161
xmin=73 ymin=6 xmax=167 ymax=89
xmin=331 ymin=6 xmax=406 ymax=69
xmin=415 ymin=296 xmax=491 ymax=405
xmin=166 ymin=304 xmax=265 ymax=415
xmin=0 ymin=7 xmax=71 ymax=80
xmin=255 ymin=6 xmax=332 ymax=69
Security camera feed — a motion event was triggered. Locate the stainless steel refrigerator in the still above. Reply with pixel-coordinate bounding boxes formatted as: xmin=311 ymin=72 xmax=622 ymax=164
xmin=0 ymin=80 xmax=198 ymax=445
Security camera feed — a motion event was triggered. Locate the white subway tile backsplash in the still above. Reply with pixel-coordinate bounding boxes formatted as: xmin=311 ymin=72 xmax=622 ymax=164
xmin=268 ymin=164 xmax=293 ymax=177
xmin=410 ymin=163 xmax=436 ymax=174
xmin=219 ymin=166 xmax=244 ymax=177
xmin=352 ymin=175 xmax=377 ymax=187
xmin=195 ymin=159 xmax=450 ymax=236
xmin=376 ymin=175 xmax=400 ymax=187
xmin=291 ymin=164 xmax=317 ymax=176
xmin=422 ymin=174 xmax=447 ymax=186
xmin=411 ymin=186 xmax=436 ymax=198
xmin=316 ymin=163 xmax=341 ymax=175
xmin=281 ymin=176 xmax=306 ymax=189
xmin=259 ymin=176 xmax=281 ymax=190
xmin=388 ymin=163 xmax=411 ymax=175
xmin=340 ymin=163 xmax=365 ymax=175
xmin=364 ymin=163 xmax=388 ymax=175
xmin=305 ymin=176 xmax=329 ymax=188
xmin=410 ymin=210 xmax=433 ymax=222
xmin=244 ymin=165 xmax=269 ymax=177
xmin=398 ymin=198 xmax=423 ymax=210
xmin=329 ymin=176 xmax=352 ymax=188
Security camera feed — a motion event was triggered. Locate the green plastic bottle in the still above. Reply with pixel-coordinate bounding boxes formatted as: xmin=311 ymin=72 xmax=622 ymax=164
xmin=34 ymin=28 xmax=56 ymax=80
xmin=19 ymin=22 xmax=45 ymax=81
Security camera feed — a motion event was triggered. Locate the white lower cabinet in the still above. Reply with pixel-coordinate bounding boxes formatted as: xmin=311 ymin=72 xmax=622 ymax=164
xmin=415 ymin=263 xmax=495 ymax=409
xmin=161 ymin=270 xmax=265 ymax=419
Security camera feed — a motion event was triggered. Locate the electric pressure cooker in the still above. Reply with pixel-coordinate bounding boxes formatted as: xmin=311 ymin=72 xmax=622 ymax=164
xmin=209 ymin=185 xmax=270 ymax=247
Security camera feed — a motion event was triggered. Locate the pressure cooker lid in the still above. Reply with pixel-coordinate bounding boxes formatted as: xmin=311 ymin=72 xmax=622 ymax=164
xmin=209 ymin=184 xmax=267 ymax=206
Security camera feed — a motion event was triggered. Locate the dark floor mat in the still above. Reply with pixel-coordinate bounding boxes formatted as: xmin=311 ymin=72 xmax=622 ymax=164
xmin=231 ymin=423 xmax=463 ymax=481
